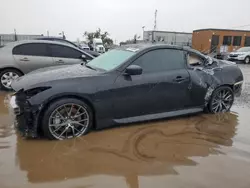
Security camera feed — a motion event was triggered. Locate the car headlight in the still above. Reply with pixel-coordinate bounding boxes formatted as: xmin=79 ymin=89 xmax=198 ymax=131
xmin=25 ymin=87 xmax=51 ymax=98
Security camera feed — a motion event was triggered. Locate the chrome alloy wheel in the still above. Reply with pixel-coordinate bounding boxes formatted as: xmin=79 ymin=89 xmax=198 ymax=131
xmin=1 ymin=72 xmax=19 ymax=89
xmin=48 ymin=103 xmax=90 ymax=140
xmin=211 ymin=89 xmax=233 ymax=113
xmin=245 ymin=57 xmax=250 ymax=64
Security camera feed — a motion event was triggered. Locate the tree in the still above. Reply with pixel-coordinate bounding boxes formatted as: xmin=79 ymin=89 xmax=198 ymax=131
xmin=83 ymin=28 xmax=113 ymax=47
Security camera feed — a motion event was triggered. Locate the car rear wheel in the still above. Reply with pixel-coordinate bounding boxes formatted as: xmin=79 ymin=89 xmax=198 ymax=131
xmin=0 ymin=69 xmax=22 ymax=90
xmin=244 ymin=56 xmax=250 ymax=64
xmin=42 ymin=98 xmax=93 ymax=140
xmin=208 ymin=86 xmax=234 ymax=114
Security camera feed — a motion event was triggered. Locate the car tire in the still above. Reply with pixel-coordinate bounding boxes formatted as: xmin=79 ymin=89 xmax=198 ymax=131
xmin=207 ymin=86 xmax=234 ymax=114
xmin=42 ymin=98 xmax=93 ymax=140
xmin=0 ymin=69 xmax=23 ymax=90
xmin=244 ymin=56 xmax=250 ymax=64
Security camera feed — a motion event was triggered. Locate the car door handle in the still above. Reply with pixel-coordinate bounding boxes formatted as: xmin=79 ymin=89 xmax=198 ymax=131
xmin=173 ymin=76 xmax=186 ymax=83
xmin=56 ymin=60 xmax=64 ymax=63
xmin=20 ymin=57 xmax=29 ymax=62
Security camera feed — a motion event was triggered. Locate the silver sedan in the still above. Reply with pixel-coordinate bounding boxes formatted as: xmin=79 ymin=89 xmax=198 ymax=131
xmin=0 ymin=40 xmax=94 ymax=90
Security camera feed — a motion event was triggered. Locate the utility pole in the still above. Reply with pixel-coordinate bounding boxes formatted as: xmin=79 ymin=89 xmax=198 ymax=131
xmin=142 ymin=26 xmax=145 ymax=40
xmin=154 ymin=9 xmax=157 ymax=31
xmin=14 ymin=29 xmax=17 ymax=41
xmin=59 ymin=31 xmax=66 ymax=39
xmin=47 ymin=30 xmax=49 ymax=37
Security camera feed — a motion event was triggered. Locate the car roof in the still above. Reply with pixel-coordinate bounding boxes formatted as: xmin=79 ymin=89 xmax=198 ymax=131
xmin=118 ymin=44 xmax=205 ymax=57
xmin=2 ymin=40 xmax=81 ymax=50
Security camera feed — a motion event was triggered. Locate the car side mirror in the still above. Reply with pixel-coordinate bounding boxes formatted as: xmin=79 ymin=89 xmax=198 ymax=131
xmin=124 ymin=65 xmax=142 ymax=76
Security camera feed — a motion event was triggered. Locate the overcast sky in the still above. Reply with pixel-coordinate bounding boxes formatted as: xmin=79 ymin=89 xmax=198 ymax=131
xmin=1 ymin=0 xmax=250 ymax=43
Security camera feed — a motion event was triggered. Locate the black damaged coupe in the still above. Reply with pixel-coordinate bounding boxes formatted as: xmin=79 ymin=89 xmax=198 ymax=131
xmin=10 ymin=45 xmax=244 ymax=140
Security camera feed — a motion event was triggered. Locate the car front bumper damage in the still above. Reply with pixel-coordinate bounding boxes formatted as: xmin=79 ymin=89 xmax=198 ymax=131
xmin=9 ymin=94 xmax=40 ymax=138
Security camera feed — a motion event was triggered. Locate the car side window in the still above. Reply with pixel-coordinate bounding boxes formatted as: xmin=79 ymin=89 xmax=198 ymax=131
xmin=12 ymin=43 xmax=49 ymax=56
xmin=49 ymin=44 xmax=82 ymax=59
xmin=187 ymin=53 xmax=205 ymax=67
xmin=132 ymin=49 xmax=185 ymax=73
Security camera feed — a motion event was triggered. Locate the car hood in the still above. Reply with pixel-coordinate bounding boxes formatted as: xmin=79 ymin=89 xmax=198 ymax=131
xmin=230 ymin=52 xmax=248 ymax=55
xmin=11 ymin=65 xmax=100 ymax=91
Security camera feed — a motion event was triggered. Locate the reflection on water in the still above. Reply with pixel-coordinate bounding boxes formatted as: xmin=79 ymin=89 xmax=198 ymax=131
xmin=0 ymin=92 xmax=14 ymax=150
xmin=15 ymin=112 xmax=238 ymax=187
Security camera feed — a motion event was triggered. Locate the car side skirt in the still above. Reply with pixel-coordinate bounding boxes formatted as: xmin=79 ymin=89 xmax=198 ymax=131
xmin=113 ymin=107 xmax=203 ymax=124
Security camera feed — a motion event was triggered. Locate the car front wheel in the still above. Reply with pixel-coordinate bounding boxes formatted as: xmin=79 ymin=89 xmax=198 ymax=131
xmin=0 ymin=69 xmax=22 ymax=90
xmin=42 ymin=98 xmax=93 ymax=140
xmin=208 ymin=86 xmax=234 ymax=114
xmin=244 ymin=56 xmax=250 ymax=64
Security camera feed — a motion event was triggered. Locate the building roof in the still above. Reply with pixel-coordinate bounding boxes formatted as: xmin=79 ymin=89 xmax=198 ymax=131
xmin=145 ymin=30 xmax=192 ymax=35
xmin=193 ymin=28 xmax=250 ymax=33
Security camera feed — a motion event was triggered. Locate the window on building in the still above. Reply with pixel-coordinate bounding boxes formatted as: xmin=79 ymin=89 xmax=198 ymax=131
xmin=133 ymin=49 xmax=184 ymax=73
xmin=233 ymin=36 xmax=242 ymax=46
xmin=223 ymin=36 xmax=232 ymax=45
xmin=211 ymin=35 xmax=219 ymax=45
xmin=244 ymin=36 xmax=250 ymax=47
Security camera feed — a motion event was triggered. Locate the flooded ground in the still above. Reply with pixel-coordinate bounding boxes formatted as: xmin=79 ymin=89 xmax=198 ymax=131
xmin=0 ymin=64 xmax=250 ymax=188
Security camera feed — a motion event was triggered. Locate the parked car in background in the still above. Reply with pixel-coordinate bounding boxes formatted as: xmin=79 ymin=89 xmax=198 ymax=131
xmin=0 ymin=40 xmax=94 ymax=90
xmin=10 ymin=44 xmax=243 ymax=140
xmin=227 ymin=47 xmax=250 ymax=64
xmin=80 ymin=43 xmax=90 ymax=50
xmin=36 ymin=37 xmax=100 ymax=57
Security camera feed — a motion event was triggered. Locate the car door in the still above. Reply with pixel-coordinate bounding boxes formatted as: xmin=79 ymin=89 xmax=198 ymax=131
xmin=48 ymin=44 xmax=87 ymax=65
xmin=12 ymin=43 xmax=54 ymax=73
xmin=185 ymin=52 xmax=213 ymax=107
xmin=112 ymin=48 xmax=191 ymax=119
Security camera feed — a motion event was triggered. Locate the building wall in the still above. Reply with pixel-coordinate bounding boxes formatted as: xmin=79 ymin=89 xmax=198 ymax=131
xmin=143 ymin=31 xmax=192 ymax=46
xmin=192 ymin=29 xmax=250 ymax=54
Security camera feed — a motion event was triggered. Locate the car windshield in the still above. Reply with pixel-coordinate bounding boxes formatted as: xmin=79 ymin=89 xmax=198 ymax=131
xmin=86 ymin=49 xmax=135 ymax=71
xmin=237 ymin=47 xmax=250 ymax=52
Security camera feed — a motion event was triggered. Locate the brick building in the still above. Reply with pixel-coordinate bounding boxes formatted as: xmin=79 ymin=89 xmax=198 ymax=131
xmin=192 ymin=28 xmax=250 ymax=54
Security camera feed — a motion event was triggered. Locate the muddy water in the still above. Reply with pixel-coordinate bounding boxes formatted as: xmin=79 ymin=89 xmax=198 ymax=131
xmin=0 ymin=65 xmax=250 ymax=188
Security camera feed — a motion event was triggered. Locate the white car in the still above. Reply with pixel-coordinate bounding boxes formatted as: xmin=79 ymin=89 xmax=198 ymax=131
xmin=228 ymin=47 xmax=250 ymax=64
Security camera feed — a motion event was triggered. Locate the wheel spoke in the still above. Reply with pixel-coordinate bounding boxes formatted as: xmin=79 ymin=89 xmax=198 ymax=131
xmin=56 ymin=110 xmax=66 ymax=120
xmin=73 ymin=126 xmax=81 ymax=134
xmin=224 ymin=95 xmax=232 ymax=101
xmin=54 ymin=125 xmax=66 ymax=132
xmin=223 ymin=91 xmax=229 ymax=98
xmin=49 ymin=122 xmax=67 ymax=127
xmin=71 ymin=120 xmax=87 ymax=127
xmin=221 ymin=101 xmax=229 ymax=110
xmin=59 ymin=127 xmax=68 ymax=138
xmin=74 ymin=106 xmax=83 ymax=116
xmin=63 ymin=105 xmax=69 ymax=117
xmin=2 ymin=74 xmax=9 ymax=78
xmin=214 ymin=104 xmax=220 ymax=112
xmin=212 ymin=99 xmax=219 ymax=106
xmin=73 ymin=112 xmax=86 ymax=119
xmin=68 ymin=104 xmax=73 ymax=116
